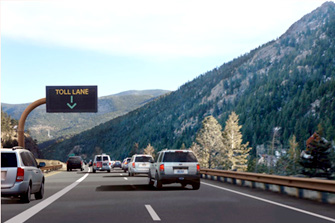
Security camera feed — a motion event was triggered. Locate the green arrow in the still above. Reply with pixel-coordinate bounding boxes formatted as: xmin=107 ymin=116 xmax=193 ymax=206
xmin=67 ymin=96 xmax=77 ymax=109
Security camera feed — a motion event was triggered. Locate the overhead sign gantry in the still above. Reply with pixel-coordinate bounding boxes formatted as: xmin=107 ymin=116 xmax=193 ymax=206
xmin=18 ymin=85 xmax=98 ymax=147
xmin=46 ymin=86 xmax=98 ymax=113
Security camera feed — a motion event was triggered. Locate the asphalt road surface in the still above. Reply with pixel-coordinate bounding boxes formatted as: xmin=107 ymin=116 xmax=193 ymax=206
xmin=2 ymin=166 xmax=335 ymax=223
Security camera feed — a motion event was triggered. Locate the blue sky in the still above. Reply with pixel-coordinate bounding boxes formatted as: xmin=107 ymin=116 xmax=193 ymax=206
xmin=1 ymin=0 xmax=330 ymax=104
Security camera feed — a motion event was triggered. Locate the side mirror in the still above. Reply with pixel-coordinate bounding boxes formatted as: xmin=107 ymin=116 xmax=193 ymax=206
xmin=38 ymin=162 xmax=46 ymax=168
xmin=150 ymin=160 xmax=154 ymax=164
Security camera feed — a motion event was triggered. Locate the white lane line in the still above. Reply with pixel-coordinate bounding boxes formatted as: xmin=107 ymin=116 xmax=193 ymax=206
xmin=5 ymin=173 xmax=89 ymax=223
xmin=202 ymin=182 xmax=335 ymax=223
xmin=124 ymin=177 xmax=128 ymax=180
xmin=120 ymin=174 xmax=123 ymax=176
xmin=145 ymin=204 xmax=161 ymax=221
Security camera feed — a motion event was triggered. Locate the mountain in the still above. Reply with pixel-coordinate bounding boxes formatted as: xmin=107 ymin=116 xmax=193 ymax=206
xmin=1 ymin=90 xmax=170 ymax=144
xmin=42 ymin=2 xmax=335 ymax=162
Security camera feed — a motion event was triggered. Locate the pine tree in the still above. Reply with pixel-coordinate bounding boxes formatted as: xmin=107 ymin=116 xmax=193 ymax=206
xmin=143 ymin=143 xmax=155 ymax=158
xmin=195 ymin=116 xmax=225 ymax=169
xmin=190 ymin=142 xmax=201 ymax=160
xmin=288 ymin=135 xmax=299 ymax=161
xmin=129 ymin=142 xmax=139 ymax=157
xmin=286 ymin=134 xmax=300 ymax=175
xmin=222 ymin=112 xmax=251 ymax=171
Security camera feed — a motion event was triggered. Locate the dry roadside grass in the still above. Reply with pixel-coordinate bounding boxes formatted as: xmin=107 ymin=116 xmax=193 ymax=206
xmin=36 ymin=159 xmax=67 ymax=171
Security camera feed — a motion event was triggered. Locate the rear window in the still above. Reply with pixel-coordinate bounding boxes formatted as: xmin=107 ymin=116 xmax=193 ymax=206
xmin=103 ymin=156 xmax=109 ymax=161
xmin=135 ymin=156 xmax=152 ymax=162
xmin=1 ymin=153 xmax=17 ymax=167
xmin=163 ymin=152 xmax=197 ymax=162
xmin=96 ymin=156 xmax=102 ymax=161
xmin=69 ymin=156 xmax=81 ymax=160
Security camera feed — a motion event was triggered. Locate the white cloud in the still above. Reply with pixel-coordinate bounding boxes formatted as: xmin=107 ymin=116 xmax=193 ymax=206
xmin=1 ymin=0 xmax=328 ymax=58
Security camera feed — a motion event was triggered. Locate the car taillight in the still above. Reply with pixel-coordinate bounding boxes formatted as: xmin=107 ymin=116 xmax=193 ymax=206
xmin=109 ymin=162 xmax=111 ymax=165
xmin=132 ymin=162 xmax=135 ymax=168
xmin=81 ymin=161 xmax=83 ymax=165
xmin=125 ymin=161 xmax=128 ymax=165
xmin=93 ymin=163 xmax=96 ymax=166
xmin=16 ymin=168 xmax=24 ymax=182
xmin=159 ymin=164 xmax=164 ymax=172
xmin=197 ymin=164 xmax=200 ymax=172
xmin=67 ymin=161 xmax=69 ymax=165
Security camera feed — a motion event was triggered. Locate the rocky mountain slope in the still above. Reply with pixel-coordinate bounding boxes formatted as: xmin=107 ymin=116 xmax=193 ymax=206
xmin=42 ymin=2 xmax=335 ymax=161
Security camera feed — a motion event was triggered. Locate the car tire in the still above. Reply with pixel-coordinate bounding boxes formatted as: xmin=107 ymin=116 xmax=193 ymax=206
xmin=154 ymin=173 xmax=162 ymax=189
xmin=35 ymin=181 xmax=44 ymax=200
xmin=107 ymin=170 xmax=110 ymax=173
xmin=148 ymin=172 xmax=154 ymax=187
xmin=21 ymin=184 xmax=31 ymax=203
xmin=93 ymin=169 xmax=96 ymax=173
xmin=81 ymin=168 xmax=84 ymax=171
xmin=192 ymin=181 xmax=200 ymax=190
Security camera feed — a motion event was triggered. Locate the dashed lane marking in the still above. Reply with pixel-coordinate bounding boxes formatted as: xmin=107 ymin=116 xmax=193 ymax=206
xmin=145 ymin=204 xmax=161 ymax=221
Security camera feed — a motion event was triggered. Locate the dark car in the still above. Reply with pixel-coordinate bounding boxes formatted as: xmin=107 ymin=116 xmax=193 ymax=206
xmin=112 ymin=160 xmax=122 ymax=169
xmin=67 ymin=156 xmax=84 ymax=171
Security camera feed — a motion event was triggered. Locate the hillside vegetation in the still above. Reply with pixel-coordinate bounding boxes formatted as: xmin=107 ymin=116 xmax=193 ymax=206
xmin=1 ymin=109 xmax=40 ymax=157
xmin=42 ymin=2 xmax=335 ymax=165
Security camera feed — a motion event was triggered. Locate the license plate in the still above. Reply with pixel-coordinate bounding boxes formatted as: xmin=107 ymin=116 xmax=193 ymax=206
xmin=174 ymin=169 xmax=188 ymax=174
xmin=141 ymin=164 xmax=147 ymax=167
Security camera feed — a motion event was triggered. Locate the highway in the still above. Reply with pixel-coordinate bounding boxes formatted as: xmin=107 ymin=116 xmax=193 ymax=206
xmin=2 ymin=166 xmax=335 ymax=223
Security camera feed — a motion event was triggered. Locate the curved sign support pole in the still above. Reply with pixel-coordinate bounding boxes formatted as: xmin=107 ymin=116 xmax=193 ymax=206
xmin=18 ymin=98 xmax=46 ymax=148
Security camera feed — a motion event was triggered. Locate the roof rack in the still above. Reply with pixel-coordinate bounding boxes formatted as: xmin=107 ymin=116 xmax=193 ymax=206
xmin=12 ymin=146 xmax=25 ymax=150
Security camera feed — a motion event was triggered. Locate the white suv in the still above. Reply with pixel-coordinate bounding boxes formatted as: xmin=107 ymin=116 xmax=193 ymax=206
xmin=92 ymin=154 xmax=112 ymax=173
xmin=1 ymin=147 xmax=46 ymax=203
xmin=148 ymin=150 xmax=200 ymax=190
xmin=128 ymin=154 xmax=153 ymax=176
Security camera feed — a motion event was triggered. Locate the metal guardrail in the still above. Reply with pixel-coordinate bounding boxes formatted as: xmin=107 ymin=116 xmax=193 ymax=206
xmin=200 ymin=168 xmax=335 ymax=193
xmin=40 ymin=165 xmax=63 ymax=173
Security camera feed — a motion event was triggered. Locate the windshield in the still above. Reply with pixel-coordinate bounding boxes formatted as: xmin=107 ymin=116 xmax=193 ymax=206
xmin=163 ymin=152 xmax=197 ymax=162
xmin=1 ymin=153 xmax=17 ymax=167
xmin=135 ymin=156 xmax=152 ymax=162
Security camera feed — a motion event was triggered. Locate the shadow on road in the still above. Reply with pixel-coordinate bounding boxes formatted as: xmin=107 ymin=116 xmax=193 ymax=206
xmin=102 ymin=174 xmax=147 ymax=178
xmin=96 ymin=184 xmax=192 ymax=192
xmin=1 ymin=197 xmax=37 ymax=204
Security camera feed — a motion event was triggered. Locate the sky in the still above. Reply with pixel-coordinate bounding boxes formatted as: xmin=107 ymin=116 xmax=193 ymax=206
xmin=0 ymin=0 xmax=331 ymax=104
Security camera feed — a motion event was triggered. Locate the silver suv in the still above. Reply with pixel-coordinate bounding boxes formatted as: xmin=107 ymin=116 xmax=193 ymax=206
xmin=148 ymin=150 xmax=200 ymax=190
xmin=1 ymin=147 xmax=46 ymax=203
xmin=128 ymin=154 xmax=153 ymax=176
